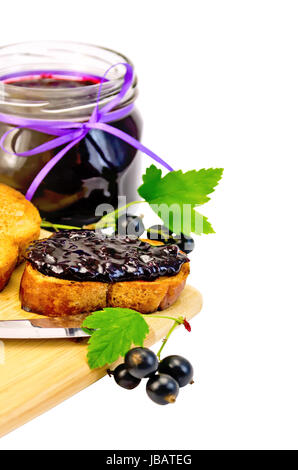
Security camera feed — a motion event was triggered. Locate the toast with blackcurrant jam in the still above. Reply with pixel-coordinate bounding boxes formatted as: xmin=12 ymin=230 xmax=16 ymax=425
xmin=20 ymin=231 xmax=190 ymax=316
xmin=0 ymin=184 xmax=41 ymax=291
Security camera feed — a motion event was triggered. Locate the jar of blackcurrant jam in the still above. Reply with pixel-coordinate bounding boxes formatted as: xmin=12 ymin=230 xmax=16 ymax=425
xmin=0 ymin=41 xmax=142 ymax=226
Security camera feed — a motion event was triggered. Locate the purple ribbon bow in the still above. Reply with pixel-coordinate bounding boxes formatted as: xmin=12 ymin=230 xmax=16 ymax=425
xmin=0 ymin=63 xmax=173 ymax=201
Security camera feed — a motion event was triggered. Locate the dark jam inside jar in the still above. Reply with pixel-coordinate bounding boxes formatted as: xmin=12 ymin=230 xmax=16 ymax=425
xmin=0 ymin=71 xmax=142 ymax=226
xmin=2 ymin=71 xmax=102 ymax=88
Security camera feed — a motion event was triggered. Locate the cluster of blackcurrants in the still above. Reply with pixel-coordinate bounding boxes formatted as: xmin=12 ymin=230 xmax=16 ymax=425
xmin=110 ymin=347 xmax=194 ymax=405
xmin=115 ymin=215 xmax=195 ymax=254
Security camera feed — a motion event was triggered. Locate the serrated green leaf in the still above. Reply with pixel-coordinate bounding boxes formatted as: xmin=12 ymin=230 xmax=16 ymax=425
xmin=138 ymin=166 xmax=223 ymax=206
xmin=199 ymin=215 xmax=215 ymax=235
xmin=82 ymin=308 xmax=149 ymax=369
xmin=166 ymin=205 xmax=215 ymax=236
xmin=137 ymin=165 xmax=223 ymax=236
xmin=141 ymin=164 xmax=162 ymax=186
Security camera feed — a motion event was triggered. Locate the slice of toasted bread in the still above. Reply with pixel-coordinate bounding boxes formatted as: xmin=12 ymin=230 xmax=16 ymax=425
xmin=20 ymin=260 xmax=190 ymax=316
xmin=0 ymin=184 xmax=41 ymax=291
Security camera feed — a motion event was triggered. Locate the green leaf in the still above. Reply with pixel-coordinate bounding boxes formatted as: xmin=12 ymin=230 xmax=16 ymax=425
xmin=138 ymin=165 xmax=223 ymax=236
xmin=82 ymin=308 xmax=149 ymax=369
xmin=168 ymin=206 xmax=215 ymax=236
xmin=199 ymin=215 xmax=215 ymax=235
xmin=141 ymin=164 xmax=162 ymax=186
xmin=138 ymin=166 xmax=223 ymax=206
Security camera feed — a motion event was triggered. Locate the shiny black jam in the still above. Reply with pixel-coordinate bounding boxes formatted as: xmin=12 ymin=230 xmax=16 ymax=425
xmin=26 ymin=231 xmax=189 ymax=283
xmin=0 ymin=72 xmax=142 ymax=227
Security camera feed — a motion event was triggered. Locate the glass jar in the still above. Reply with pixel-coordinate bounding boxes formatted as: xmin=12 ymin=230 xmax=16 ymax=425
xmin=0 ymin=41 xmax=142 ymax=226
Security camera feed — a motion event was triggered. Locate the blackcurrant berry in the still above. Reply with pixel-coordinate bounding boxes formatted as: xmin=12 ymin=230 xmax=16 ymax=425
xmin=116 ymin=214 xmax=145 ymax=237
xmin=112 ymin=363 xmax=141 ymax=390
xmin=125 ymin=347 xmax=158 ymax=379
xmin=158 ymin=355 xmax=194 ymax=387
xmin=174 ymin=234 xmax=195 ymax=254
xmin=147 ymin=225 xmax=174 ymax=243
xmin=146 ymin=374 xmax=179 ymax=405
xmin=145 ymin=371 xmax=157 ymax=379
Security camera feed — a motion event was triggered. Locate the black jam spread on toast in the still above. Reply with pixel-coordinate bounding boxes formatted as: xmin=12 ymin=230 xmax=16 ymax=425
xmin=26 ymin=230 xmax=189 ymax=283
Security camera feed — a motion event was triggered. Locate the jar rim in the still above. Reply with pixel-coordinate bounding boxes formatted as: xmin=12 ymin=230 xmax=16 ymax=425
xmin=0 ymin=41 xmax=138 ymax=120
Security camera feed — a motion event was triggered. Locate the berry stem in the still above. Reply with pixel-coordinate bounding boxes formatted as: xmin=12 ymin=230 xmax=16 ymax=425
xmin=156 ymin=320 xmax=179 ymax=361
xmin=141 ymin=314 xmax=189 ymax=360
xmin=84 ymin=200 xmax=144 ymax=230
xmin=142 ymin=314 xmax=184 ymax=324
xmin=41 ymin=220 xmax=81 ymax=231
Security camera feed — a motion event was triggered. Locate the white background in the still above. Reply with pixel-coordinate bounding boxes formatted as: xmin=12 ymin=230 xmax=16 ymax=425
xmin=0 ymin=0 xmax=298 ymax=450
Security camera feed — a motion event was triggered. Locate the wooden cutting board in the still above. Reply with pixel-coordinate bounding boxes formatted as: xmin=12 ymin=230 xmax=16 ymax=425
xmin=0 ymin=230 xmax=203 ymax=438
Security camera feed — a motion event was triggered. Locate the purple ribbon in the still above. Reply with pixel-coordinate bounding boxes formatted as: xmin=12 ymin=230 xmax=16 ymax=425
xmin=0 ymin=63 xmax=174 ymax=201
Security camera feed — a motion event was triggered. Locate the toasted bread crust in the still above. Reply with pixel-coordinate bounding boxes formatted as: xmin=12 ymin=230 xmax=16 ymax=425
xmin=0 ymin=235 xmax=18 ymax=291
xmin=0 ymin=184 xmax=41 ymax=291
xmin=20 ymin=260 xmax=190 ymax=316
